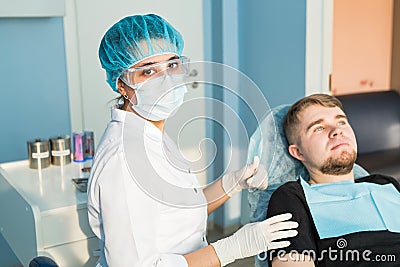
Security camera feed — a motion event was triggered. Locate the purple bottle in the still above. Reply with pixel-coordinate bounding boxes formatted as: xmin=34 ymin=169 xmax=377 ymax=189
xmin=73 ymin=132 xmax=85 ymax=162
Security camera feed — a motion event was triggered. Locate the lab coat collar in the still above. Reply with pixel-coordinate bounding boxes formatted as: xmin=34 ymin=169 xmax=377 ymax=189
xmin=110 ymin=106 xmax=162 ymax=142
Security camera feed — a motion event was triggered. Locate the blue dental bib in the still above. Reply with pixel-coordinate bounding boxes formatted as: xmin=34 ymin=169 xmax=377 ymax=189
xmin=300 ymin=178 xmax=400 ymax=239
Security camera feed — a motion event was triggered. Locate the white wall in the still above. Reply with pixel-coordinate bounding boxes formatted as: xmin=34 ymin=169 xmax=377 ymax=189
xmin=64 ymin=0 xmax=208 ymax=186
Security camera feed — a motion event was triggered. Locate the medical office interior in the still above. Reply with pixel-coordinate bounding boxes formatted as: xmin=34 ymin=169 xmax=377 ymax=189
xmin=0 ymin=0 xmax=399 ymax=266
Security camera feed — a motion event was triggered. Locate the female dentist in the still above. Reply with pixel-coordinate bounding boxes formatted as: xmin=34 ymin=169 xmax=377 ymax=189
xmin=87 ymin=14 xmax=298 ymax=267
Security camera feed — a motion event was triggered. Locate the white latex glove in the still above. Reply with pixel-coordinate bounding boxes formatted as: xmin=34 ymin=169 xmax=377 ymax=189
xmin=246 ymin=162 xmax=269 ymax=190
xmin=222 ymin=156 xmax=268 ymax=197
xmin=211 ymin=213 xmax=298 ymax=266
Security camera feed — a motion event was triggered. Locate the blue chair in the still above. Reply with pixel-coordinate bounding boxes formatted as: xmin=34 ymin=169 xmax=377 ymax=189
xmin=247 ymin=105 xmax=370 ymax=267
xmin=29 ymin=256 xmax=58 ymax=267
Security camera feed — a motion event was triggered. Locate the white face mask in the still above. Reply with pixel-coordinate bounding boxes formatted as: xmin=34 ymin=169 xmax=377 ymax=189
xmin=128 ymin=74 xmax=187 ymax=121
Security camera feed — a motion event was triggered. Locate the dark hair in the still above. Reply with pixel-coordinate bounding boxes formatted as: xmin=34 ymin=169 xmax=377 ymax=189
xmin=284 ymin=94 xmax=344 ymax=144
xmin=107 ymin=95 xmax=125 ymax=107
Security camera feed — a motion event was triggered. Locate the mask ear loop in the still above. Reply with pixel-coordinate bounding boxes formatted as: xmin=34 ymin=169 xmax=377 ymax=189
xmin=123 ymin=90 xmax=138 ymax=109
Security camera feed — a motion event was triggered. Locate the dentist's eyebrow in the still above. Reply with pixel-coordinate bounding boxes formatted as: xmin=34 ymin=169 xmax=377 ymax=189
xmin=136 ymin=56 xmax=179 ymax=67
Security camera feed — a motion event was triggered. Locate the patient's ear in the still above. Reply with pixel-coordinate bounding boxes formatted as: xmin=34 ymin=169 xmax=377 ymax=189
xmin=288 ymin=144 xmax=304 ymax=161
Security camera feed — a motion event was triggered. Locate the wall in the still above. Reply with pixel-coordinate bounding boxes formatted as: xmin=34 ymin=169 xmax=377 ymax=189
xmin=203 ymin=0 xmax=224 ymax=227
xmin=0 ymin=18 xmax=71 ymax=163
xmin=238 ymin=0 xmax=306 ymax=109
xmin=237 ymin=0 xmax=306 ymax=225
xmin=203 ymin=0 xmax=306 ymax=229
xmin=0 ymin=17 xmax=70 ymax=267
xmin=332 ymin=0 xmax=394 ymax=95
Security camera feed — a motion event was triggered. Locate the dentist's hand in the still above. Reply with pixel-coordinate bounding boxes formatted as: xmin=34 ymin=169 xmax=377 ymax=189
xmin=211 ymin=213 xmax=298 ymax=266
xmin=222 ymin=156 xmax=269 ymax=197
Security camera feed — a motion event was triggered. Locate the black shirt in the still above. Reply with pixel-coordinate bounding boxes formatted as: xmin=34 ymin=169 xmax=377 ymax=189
xmin=266 ymin=174 xmax=400 ymax=266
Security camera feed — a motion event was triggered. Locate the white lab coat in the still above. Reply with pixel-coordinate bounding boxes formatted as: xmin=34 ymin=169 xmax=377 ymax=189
xmin=87 ymin=107 xmax=208 ymax=267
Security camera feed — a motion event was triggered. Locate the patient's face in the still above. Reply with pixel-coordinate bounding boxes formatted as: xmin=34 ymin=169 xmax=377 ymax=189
xmin=293 ymin=105 xmax=357 ymax=175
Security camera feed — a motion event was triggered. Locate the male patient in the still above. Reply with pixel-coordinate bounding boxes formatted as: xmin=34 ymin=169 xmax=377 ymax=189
xmin=266 ymin=94 xmax=400 ymax=266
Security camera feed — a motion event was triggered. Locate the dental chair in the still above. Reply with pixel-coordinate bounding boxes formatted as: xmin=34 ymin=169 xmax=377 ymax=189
xmin=247 ymin=104 xmax=370 ymax=267
xmin=29 ymin=256 xmax=58 ymax=267
xmin=336 ymin=90 xmax=400 ymax=181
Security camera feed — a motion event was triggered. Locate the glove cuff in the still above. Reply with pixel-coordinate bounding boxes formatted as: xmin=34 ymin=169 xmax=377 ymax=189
xmin=211 ymin=238 xmax=237 ymax=266
xmin=221 ymin=172 xmax=241 ymax=197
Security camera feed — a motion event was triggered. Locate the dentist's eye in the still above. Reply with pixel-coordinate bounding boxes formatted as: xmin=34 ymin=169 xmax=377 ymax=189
xmin=142 ymin=68 xmax=156 ymax=76
xmin=169 ymin=62 xmax=179 ymax=69
xmin=338 ymin=120 xmax=346 ymax=126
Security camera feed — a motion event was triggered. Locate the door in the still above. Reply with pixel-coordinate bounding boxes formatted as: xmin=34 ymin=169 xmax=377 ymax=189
xmin=306 ymin=0 xmax=395 ymax=96
xmin=331 ymin=0 xmax=394 ymax=95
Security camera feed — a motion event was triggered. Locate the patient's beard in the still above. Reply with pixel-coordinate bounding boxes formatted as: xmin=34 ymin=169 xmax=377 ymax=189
xmin=320 ymin=149 xmax=357 ymax=175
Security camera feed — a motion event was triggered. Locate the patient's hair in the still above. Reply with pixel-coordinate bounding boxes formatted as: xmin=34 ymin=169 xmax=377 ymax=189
xmin=284 ymin=94 xmax=345 ymax=145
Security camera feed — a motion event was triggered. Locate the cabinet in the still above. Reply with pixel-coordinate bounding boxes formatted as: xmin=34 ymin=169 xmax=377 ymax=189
xmin=0 ymin=160 xmax=99 ymax=266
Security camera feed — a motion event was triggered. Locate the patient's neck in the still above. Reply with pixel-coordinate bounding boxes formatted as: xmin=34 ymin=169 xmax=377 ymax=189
xmin=308 ymin=169 xmax=355 ymax=184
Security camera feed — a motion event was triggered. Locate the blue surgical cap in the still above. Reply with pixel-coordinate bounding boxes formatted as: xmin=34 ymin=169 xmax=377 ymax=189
xmin=99 ymin=14 xmax=184 ymax=92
